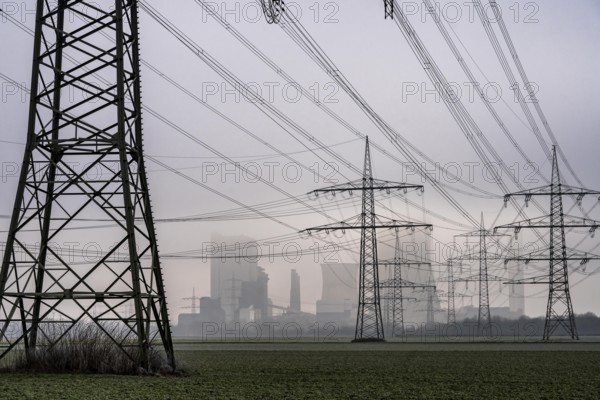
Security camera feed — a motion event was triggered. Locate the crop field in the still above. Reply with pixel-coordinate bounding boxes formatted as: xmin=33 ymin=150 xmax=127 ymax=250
xmin=1 ymin=340 xmax=600 ymax=399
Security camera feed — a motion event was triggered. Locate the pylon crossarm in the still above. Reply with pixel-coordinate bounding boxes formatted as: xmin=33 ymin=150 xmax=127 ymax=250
xmin=505 ymin=256 xmax=600 ymax=264
xmin=504 ymin=275 xmax=550 ymax=285
xmin=457 ymin=251 xmax=509 ymax=261
xmin=379 ymin=281 xmax=434 ymax=290
xmin=494 ymin=215 xmax=600 ymax=233
xmin=505 ymin=184 xmax=600 ymax=199
xmin=505 ymin=191 xmax=600 ymax=207
xmin=455 ymin=229 xmax=509 ymax=238
xmin=380 ymin=295 xmax=416 ymax=301
xmin=378 ymin=261 xmax=431 ymax=266
xmin=455 ymin=274 xmax=504 ymax=282
xmin=304 ymin=216 xmax=432 ymax=234
xmin=308 ymin=179 xmax=423 ymax=197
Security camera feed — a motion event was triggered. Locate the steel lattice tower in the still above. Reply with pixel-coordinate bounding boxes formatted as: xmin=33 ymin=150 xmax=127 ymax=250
xmin=426 ymin=282 xmax=435 ymax=325
xmin=379 ymin=258 xmax=433 ymax=336
xmin=446 ymin=259 xmax=456 ymax=325
xmin=384 ymin=0 xmax=394 ymax=19
xmin=455 ymin=215 xmax=508 ymax=333
xmin=390 ymin=233 xmax=404 ymax=335
xmin=545 ymin=153 xmax=576 ymax=338
xmin=497 ymin=146 xmax=600 ymax=340
xmin=305 ymin=138 xmax=430 ymax=341
xmin=0 ymin=0 xmax=175 ymax=368
xmin=478 ymin=214 xmax=491 ymax=331
xmin=358 ymin=137 xmax=381 ymax=340
xmin=546 ymin=151 xmax=575 ymax=339
xmin=379 ymin=234 xmax=429 ymax=336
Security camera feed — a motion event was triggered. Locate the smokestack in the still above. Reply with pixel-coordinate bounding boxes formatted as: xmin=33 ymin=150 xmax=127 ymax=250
xmin=290 ymin=269 xmax=301 ymax=312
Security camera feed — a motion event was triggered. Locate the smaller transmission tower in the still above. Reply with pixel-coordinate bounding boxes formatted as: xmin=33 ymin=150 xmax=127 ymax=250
xmin=456 ymin=214 xmax=508 ymax=331
xmin=305 ymin=138 xmax=431 ymax=341
xmin=447 ymin=259 xmax=456 ymax=324
xmin=437 ymin=260 xmax=473 ymax=325
xmin=378 ymin=235 xmax=433 ymax=336
xmin=182 ymin=288 xmax=200 ymax=314
xmin=425 ymin=282 xmax=435 ymax=325
xmin=496 ymin=146 xmax=600 ymax=340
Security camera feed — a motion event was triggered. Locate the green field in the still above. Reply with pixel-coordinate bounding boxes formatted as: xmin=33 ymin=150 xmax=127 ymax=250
xmin=1 ymin=341 xmax=600 ymax=399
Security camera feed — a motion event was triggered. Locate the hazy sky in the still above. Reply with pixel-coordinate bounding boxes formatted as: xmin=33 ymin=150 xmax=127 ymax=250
xmin=0 ymin=0 xmax=599 ymax=320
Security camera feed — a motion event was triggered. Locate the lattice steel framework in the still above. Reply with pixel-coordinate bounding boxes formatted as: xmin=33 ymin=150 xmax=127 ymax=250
xmin=478 ymin=217 xmax=490 ymax=329
xmin=425 ymin=282 xmax=435 ymax=325
xmin=446 ymin=259 xmax=455 ymax=324
xmin=379 ymin=239 xmax=432 ymax=336
xmin=260 ymin=0 xmax=285 ymax=24
xmin=380 ymin=261 xmax=433 ymax=335
xmin=305 ymin=138 xmax=430 ymax=341
xmin=384 ymin=0 xmax=394 ymax=19
xmin=497 ymin=146 xmax=600 ymax=340
xmin=389 ymin=234 xmax=404 ymax=335
xmin=456 ymin=214 xmax=508 ymax=332
xmin=0 ymin=0 xmax=175 ymax=368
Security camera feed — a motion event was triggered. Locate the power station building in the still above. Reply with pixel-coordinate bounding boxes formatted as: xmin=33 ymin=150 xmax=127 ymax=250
xmin=210 ymin=234 xmax=271 ymax=323
xmin=316 ymin=263 xmax=358 ymax=328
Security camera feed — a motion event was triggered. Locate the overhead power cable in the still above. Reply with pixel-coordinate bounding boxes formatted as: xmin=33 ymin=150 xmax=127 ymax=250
xmin=485 ymin=0 xmax=586 ymax=188
xmin=272 ymin=7 xmax=480 ymax=227
xmin=194 ymin=0 xmax=499 ymax=201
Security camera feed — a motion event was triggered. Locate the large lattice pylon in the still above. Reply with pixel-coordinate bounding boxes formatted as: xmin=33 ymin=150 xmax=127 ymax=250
xmin=305 ymin=138 xmax=431 ymax=341
xmin=0 ymin=0 xmax=175 ymax=369
xmin=497 ymin=146 xmax=600 ymax=340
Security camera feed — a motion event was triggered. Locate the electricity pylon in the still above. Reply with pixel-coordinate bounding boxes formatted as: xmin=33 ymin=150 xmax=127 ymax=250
xmin=0 ymin=1 xmax=175 ymax=369
xmin=305 ymin=137 xmax=431 ymax=341
xmin=455 ymin=214 xmax=508 ymax=332
xmin=183 ymin=288 xmax=200 ymax=314
xmin=437 ymin=259 xmax=472 ymax=324
xmin=378 ymin=233 xmax=433 ymax=336
xmin=379 ymin=269 xmax=434 ymax=334
xmin=260 ymin=0 xmax=285 ymax=24
xmin=447 ymin=259 xmax=456 ymax=324
xmin=384 ymin=1 xmax=394 ymax=19
xmin=496 ymin=146 xmax=600 ymax=340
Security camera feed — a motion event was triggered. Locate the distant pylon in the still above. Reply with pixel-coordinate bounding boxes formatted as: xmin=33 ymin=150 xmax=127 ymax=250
xmin=305 ymin=138 xmax=431 ymax=341
xmin=379 ymin=259 xmax=433 ymax=336
xmin=447 ymin=259 xmax=456 ymax=325
xmin=390 ymin=233 xmax=404 ymax=335
xmin=183 ymin=288 xmax=200 ymax=314
xmin=0 ymin=1 xmax=175 ymax=369
xmin=478 ymin=214 xmax=491 ymax=331
xmin=426 ymin=282 xmax=435 ymax=325
xmin=455 ymin=214 xmax=508 ymax=333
